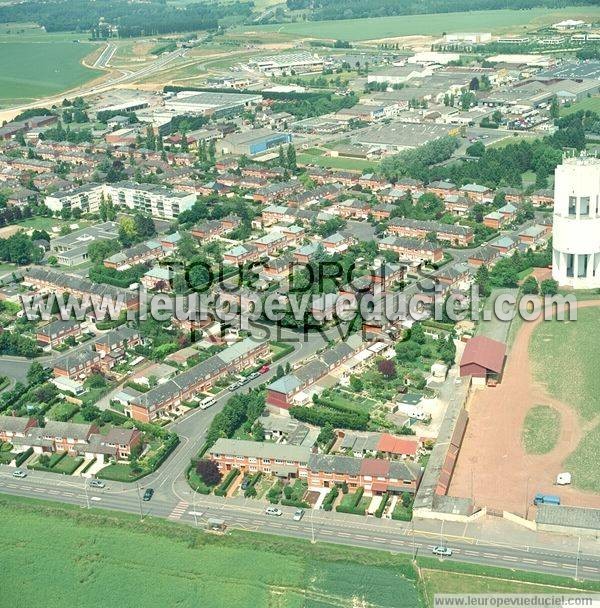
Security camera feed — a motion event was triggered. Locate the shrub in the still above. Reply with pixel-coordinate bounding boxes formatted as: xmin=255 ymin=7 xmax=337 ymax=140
xmin=322 ymin=486 xmax=339 ymax=511
xmin=375 ymin=493 xmax=390 ymax=518
xmin=196 ymin=459 xmax=221 ymax=487
xmin=14 ymin=447 xmax=33 ymax=467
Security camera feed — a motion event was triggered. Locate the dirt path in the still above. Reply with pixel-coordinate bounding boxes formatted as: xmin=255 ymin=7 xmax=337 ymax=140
xmin=449 ymin=300 xmax=600 ymax=517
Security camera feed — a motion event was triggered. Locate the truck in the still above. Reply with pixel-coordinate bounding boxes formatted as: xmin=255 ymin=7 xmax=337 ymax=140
xmin=199 ymin=396 xmax=216 ymax=410
xmin=533 ymin=493 xmax=560 ymax=506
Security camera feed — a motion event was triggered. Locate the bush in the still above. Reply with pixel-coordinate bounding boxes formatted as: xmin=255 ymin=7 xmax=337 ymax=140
xmin=322 ymin=486 xmax=339 ymax=511
xmin=266 ymin=480 xmax=284 ymax=504
xmin=375 ymin=493 xmax=390 ymax=518
xmin=336 ymin=487 xmax=366 ymax=515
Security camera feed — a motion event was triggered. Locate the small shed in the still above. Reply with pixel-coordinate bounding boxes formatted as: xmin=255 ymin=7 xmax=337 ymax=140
xmin=459 ymin=335 xmax=506 ymax=386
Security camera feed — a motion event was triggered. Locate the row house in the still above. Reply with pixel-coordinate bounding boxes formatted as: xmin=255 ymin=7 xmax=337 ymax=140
xmin=518 ymin=223 xmax=551 ymax=248
xmin=371 ymin=204 xmax=395 ymax=221
xmin=217 ymin=173 xmax=268 ymax=189
xmin=468 ymin=245 xmax=502 ymax=268
xmin=103 ymin=239 xmax=165 ymax=270
xmin=459 ymin=183 xmax=493 ymax=203
xmin=0 ymin=415 xmax=38 ymax=443
xmin=387 ymin=218 xmax=474 ymax=247
xmin=190 ymin=215 xmax=241 ymax=240
xmin=426 ymin=180 xmax=458 ymax=199
xmin=209 ymin=438 xmax=310 ymax=479
xmin=208 ymin=438 xmax=422 ymax=496
xmin=10 ymin=158 xmax=54 ymax=174
xmin=215 ymin=158 xmax=239 ymax=173
xmin=253 ymin=181 xmax=303 ymax=204
xmin=223 ymin=244 xmax=261 ymax=265
xmin=322 ymin=232 xmax=356 ymax=254
xmin=499 ymin=187 xmax=524 ymax=204
xmin=24 ymin=268 xmax=139 ymax=313
xmin=443 ymin=194 xmax=475 ymax=217
xmin=266 ymin=334 xmax=365 ymax=410
xmin=253 ymin=231 xmax=289 ymax=256
xmin=307 ymin=453 xmax=422 ymax=496
xmin=262 ymin=204 xmax=295 ymax=226
xmin=378 ymin=236 xmax=444 ymax=264
xmin=129 ymin=338 xmax=269 ymax=421
xmin=338 ymin=431 xmax=419 ymax=460
xmin=293 ymin=242 xmax=319 ymax=264
xmin=94 ymin=326 xmax=141 ymax=356
xmin=36 ymin=319 xmax=82 ymax=348
xmin=141 ymin=267 xmax=174 ymax=291
xmin=490 ymin=235 xmax=517 ymax=255
xmin=53 ymin=346 xmax=102 ymax=380
xmin=531 ymin=188 xmax=554 ymax=207
xmin=483 ymin=202 xmax=517 ymax=229
xmin=358 ymin=173 xmax=389 ymax=191
xmin=241 ymin=164 xmax=286 ymax=180
xmin=436 ymin=263 xmax=472 ymax=290
xmin=335 ymin=198 xmax=371 ymax=220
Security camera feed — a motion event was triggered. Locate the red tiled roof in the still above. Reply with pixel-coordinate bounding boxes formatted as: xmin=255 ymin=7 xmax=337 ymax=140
xmin=371 ymin=481 xmax=388 ymax=493
xmin=360 ymin=458 xmax=390 ymax=477
xmin=377 ymin=433 xmax=418 ymax=456
xmin=460 ymin=335 xmax=506 ymax=374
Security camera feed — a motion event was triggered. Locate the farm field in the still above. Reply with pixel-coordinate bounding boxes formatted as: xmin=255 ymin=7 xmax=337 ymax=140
xmin=0 ymin=40 xmax=101 ymax=107
xmin=247 ymin=7 xmax=600 ymax=41
xmin=522 ymin=405 xmax=561 ymax=455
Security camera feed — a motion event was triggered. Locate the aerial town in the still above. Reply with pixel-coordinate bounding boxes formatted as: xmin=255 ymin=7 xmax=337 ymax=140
xmin=0 ymin=3 xmax=599 ymax=605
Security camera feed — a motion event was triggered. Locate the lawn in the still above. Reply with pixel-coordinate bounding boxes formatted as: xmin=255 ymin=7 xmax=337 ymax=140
xmin=247 ymin=7 xmax=600 ymax=41
xmin=298 ymin=152 xmax=376 ymax=172
xmin=561 ymin=95 xmax=600 ymax=117
xmin=522 ymin=405 xmax=561 ymax=455
xmin=0 ymin=495 xmax=421 ymax=608
xmin=530 ymin=307 xmax=600 ymax=422
xmin=0 ymin=40 xmax=102 ymax=106
xmin=529 ymin=306 xmax=600 ymax=492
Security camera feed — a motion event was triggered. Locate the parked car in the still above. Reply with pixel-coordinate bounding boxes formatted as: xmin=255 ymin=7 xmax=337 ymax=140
xmin=238 ymin=377 xmax=250 ymax=386
xmin=12 ymin=469 xmax=27 ymax=478
xmin=249 ymin=371 xmax=261 ymax=380
xmin=293 ymin=509 xmax=304 ymax=521
xmin=432 ymin=546 xmax=452 ymax=557
xmin=143 ymin=488 xmax=154 ymax=501
xmin=89 ymin=480 xmax=105 ymax=489
xmin=259 ymin=365 xmax=270 ymax=374
xmin=265 ymin=506 xmax=283 ymax=517
xmin=228 ymin=383 xmax=238 ymax=392
xmin=241 ymin=477 xmax=250 ymax=490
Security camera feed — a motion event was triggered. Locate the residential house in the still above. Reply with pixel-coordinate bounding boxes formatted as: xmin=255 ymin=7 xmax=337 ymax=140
xmin=36 ymin=319 xmax=82 ymax=348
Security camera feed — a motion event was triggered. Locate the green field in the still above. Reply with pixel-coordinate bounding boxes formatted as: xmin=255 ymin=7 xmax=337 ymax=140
xmin=522 ymin=405 xmax=561 ymax=455
xmin=247 ymin=7 xmax=600 ymax=41
xmin=530 ymin=306 xmax=600 ymax=492
xmin=298 ymin=152 xmax=375 ymax=172
xmin=562 ymin=95 xmax=600 ymax=117
xmin=0 ymin=39 xmax=101 ymax=106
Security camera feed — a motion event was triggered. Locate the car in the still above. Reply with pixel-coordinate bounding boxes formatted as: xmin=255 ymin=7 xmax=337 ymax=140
xmin=293 ymin=509 xmax=304 ymax=521
xmin=143 ymin=488 xmax=154 ymax=501
xmin=12 ymin=469 xmax=27 ymax=478
xmin=265 ymin=506 xmax=283 ymax=517
xmin=432 ymin=546 xmax=452 ymax=557
xmin=259 ymin=365 xmax=270 ymax=374
xmin=238 ymin=377 xmax=250 ymax=386
xmin=89 ymin=480 xmax=105 ymax=489
xmin=241 ymin=477 xmax=250 ymax=490
xmin=228 ymin=383 xmax=238 ymax=392
xmin=249 ymin=371 xmax=261 ymax=380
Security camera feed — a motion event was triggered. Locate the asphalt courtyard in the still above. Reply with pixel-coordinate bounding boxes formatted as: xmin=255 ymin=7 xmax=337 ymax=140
xmin=449 ymin=300 xmax=600 ymax=517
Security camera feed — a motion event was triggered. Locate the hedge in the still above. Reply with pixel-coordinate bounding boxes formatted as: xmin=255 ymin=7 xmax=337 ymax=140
xmin=322 ymin=486 xmax=339 ymax=511
xmin=214 ymin=468 xmax=240 ymax=497
xmin=281 ymin=498 xmax=310 ymax=509
xmin=14 ymin=447 xmax=33 ymax=467
xmin=375 ymin=493 xmax=390 ymax=518
xmin=270 ymin=341 xmax=294 ymax=362
xmin=244 ymin=472 xmax=262 ymax=498
xmin=80 ymin=458 xmax=97 ymax=475
xmin=336 ymin=487 xmax=366 ymax=515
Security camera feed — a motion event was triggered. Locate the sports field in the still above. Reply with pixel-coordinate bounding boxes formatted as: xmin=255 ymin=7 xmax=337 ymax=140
xmin=248 ymin=7 xmax=600 ymax=41
xmin=0 ymin=40 xmax=101 ymax=106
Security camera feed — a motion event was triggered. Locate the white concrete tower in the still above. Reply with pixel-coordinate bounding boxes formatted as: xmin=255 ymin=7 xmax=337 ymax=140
xmin=552 ymin=154 xmax=600 ymax=289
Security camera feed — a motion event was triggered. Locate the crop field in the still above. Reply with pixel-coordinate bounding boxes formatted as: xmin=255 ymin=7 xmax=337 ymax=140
xmin=247 ymin=7 xmax=600 ymax=41
xmin=0 ymin=496 xmax=420 ymax=608
xmin=522 ymin=405 xmax=561 ymax=455
xmin=0 ymin=40 xmax=101 ymax=107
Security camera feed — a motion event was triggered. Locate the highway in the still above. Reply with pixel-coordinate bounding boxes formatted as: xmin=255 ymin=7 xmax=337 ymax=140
xmin=0 ymin=467 xmax=598 ymax=581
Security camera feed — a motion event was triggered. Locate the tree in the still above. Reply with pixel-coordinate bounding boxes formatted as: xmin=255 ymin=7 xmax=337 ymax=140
xmin=195 ymin=459 xmax=222 ymax=486
xmin=87 ymin=239 xmax=120 ymax=264
xmin=275 ymin=364 xmax=284 ymax=379
xmin=475 ymin=264 xmax=490 ymax=297
xmin=317 ymin=422 xmax=335 ymax=445
xmin=26 ymin=361 xmax=47 ymax=385
xmin=252 ymin=421 xmax=265 ymax=442
xmin=286 ymin=143 xmax=296 ymax=170
xmin=378 ymin=358 xmax=396 ymax=379
xmin=278 ymin=145 xmax=285 ymax=167
xmin=540 ymin=278 xmax=558 ymax=297
xmin=466 ymin=141 xmax=485 ymax=157
xmin=349 ymin=375 xmax=363 ymax=392
xmin=549 ymin=96 xmax=560 ymax=120
xmin=87 ymin=373 xmax=106 ymax=389
xmin=521 ymin=276 xmax=539 ymax=294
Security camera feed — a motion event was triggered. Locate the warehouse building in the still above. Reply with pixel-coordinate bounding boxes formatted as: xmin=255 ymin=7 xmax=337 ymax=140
xmin=218 ymin=128 xmax=292 ymax=156
xmin=249 ymin=52 xmax=324 ymax=76
xmin=165 ymin=91 xmax=262 ymax=118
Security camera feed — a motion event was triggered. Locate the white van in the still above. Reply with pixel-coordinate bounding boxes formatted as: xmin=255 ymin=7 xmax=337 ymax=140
xmin=200 ymin=396 xmax=216 ymax=410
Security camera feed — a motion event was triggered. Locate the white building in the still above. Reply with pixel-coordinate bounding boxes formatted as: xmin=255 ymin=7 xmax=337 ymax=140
xmin=248 ymin=52 xmax=324 ymax=76
xmin=45 ymin=182 xmax=196 ymax=220
xmin=443 ymin=32 xmax=492 ymax=44
xmin=552 ymin=155 xmax=600 ymax=289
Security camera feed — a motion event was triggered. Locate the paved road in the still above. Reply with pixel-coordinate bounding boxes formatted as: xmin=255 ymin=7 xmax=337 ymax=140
xmin=0 ymin=467 xmax=598 ymax=581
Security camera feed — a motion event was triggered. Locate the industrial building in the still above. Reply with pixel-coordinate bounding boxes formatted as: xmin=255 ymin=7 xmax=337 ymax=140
xmin=164 ymin=90 xmax=262 ymax=118
xmin=218 ymin=128 xmax=292 ymax=156
xmin=248 ymin=52 xmax=324 ymax=76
